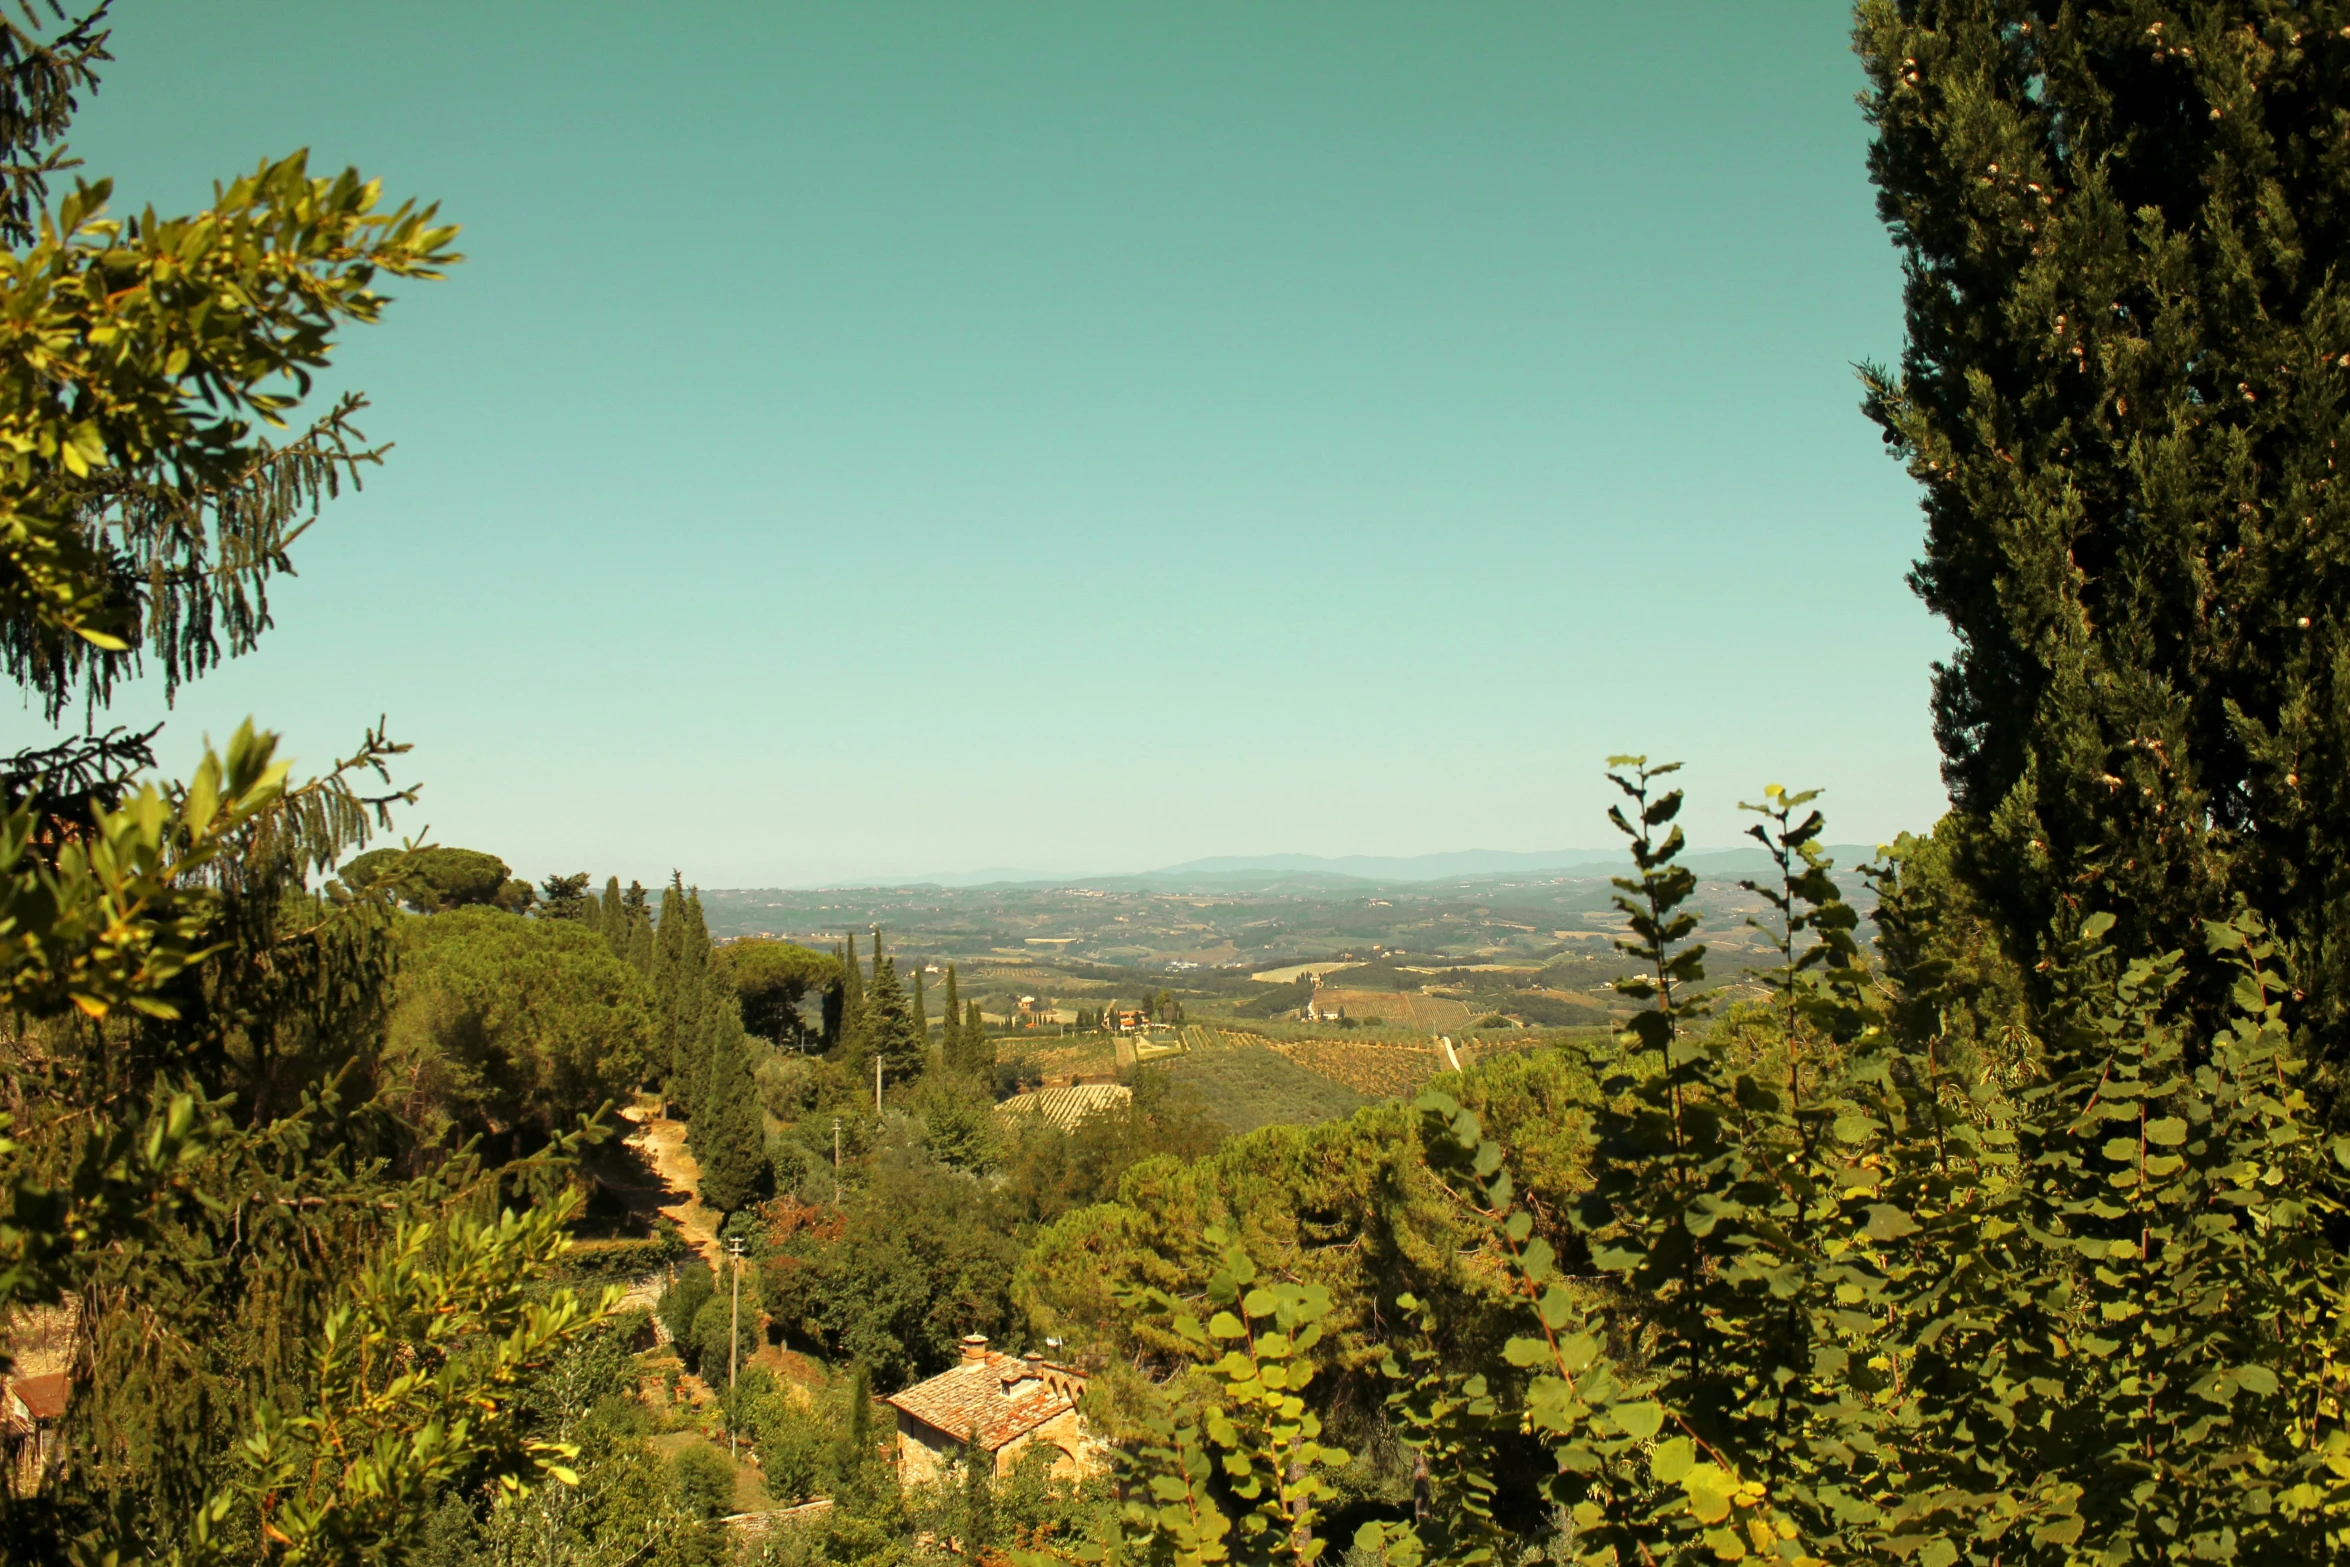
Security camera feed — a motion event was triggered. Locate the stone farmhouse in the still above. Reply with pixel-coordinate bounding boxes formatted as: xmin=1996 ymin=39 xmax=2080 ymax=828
xmin=885 ymin=1335 xmax=1109 ymax=1486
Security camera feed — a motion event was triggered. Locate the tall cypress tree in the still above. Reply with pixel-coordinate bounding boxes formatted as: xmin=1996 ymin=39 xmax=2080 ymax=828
xmin=621 ymin=881 xmax=655 ymax=978
xmin=1858 ymin=5 xmax=2350 ymax=1055
xmin=822 ymin=941 xmax=847 ymax=1049
xmin=689 ymin=996 xmax=766 ymax=1214
xmin=939 ymin=965 xmax=963 ymax=1065
xmin=653 ymin=874 xmax=713 ymax=1111
xmin=963 ymin=999 xmax=991 ymax=1078
xmin=599 ymin=875 xmax=628 ymax=957
xmin=836 ymin=931 xmax=868 ymax=1067
xmin=865 ymin=953 xmax=924 ymax=1085
xmin=910 ymin=964 xmax=928 ymax=1053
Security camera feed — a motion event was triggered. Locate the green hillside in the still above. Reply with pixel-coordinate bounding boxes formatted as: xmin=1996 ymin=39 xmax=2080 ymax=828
xmin=1152 ymin=1046 xmax=1370 ymax=1135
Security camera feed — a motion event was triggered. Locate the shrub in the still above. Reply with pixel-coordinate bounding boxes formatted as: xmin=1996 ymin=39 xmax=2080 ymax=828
xmin=657 ymin=1262 xmax=713 ymax=1357
xmin=691 ymin=1290 xmax=760 ymax=1386
xmin=670 ymin=1442 xmax=737 ymax=1520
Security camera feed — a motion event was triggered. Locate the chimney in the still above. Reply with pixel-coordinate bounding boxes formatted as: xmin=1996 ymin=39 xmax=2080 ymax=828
xmin=960 ymin=1334 xmax=989 ymax=1364
xmin=1002 ymin=1352 xmax=1045 ymax=1400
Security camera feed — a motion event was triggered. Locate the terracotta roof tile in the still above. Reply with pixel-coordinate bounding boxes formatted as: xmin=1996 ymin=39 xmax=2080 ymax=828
xmin=886 ymin=1353 xmax=1087 ymax=1450
xmin=7 ymin=1372 xmax=69 ymax=1422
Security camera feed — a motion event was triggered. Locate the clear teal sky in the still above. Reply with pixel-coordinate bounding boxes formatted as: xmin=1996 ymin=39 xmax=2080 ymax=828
xmin=48 ymin=1 xmax=1945 ymax=886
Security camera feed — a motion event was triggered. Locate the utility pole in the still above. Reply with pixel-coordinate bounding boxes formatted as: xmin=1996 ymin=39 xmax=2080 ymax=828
xmin=832 ymin=1116 xmax=842 ymax=1207
xmin=727 ymin=1235 xmax=746 ymax=1461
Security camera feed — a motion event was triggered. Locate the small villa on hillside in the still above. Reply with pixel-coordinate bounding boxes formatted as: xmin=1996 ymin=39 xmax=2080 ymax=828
xmin=886 ymin=1336 xmax=1108 ymax=1486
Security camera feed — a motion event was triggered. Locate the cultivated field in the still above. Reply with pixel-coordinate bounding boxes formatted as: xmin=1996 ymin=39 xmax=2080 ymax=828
xmin=1271 ymin=1038 xmax=1447 ymax=1099
xmin=1152 ymin=1047 xmax=1369 ymax=1135
xmin=1309 ymin=988 xmax=1477 ymax=1032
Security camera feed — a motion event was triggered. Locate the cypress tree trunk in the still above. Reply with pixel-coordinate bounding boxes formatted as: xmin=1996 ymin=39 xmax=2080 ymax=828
xmin=1856 ymin=3 xmax=2350 ymax=1057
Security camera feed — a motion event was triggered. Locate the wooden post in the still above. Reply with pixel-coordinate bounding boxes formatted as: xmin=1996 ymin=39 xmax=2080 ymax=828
xmin=727 ymin=1235 xmax=746 ymax=1460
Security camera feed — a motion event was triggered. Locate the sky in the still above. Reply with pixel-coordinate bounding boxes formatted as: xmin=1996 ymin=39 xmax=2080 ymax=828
xmin=38 ymin=1 xmax=1948 ymax=886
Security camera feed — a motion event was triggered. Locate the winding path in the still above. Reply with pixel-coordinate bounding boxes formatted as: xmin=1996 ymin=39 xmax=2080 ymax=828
xmin=612 ymin=1096 xmax=726 ymax=1275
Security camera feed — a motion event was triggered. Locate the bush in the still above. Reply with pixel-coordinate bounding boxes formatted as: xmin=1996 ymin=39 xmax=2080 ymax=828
xmin=558 ymin=1232 xmax=687 ymax=1281
xmin=750 ymin=1394 xmax=836 ymax=1505
xmin=691 ymin=1289 xmax=760 ymax=1385
xmin=657 ymin=1262 xmax=713 ymax=1355
xmin=670 ymin=1442 xmax=737 ymax=1520
xmin=912 ymin=1072 xmax=1000 ymax=1172
xmin=756 ymin=1051 xmax=821 ymax=1118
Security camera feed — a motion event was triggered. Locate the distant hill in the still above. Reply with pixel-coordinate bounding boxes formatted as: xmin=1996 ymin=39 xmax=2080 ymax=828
xmin=711 ymin=844 xmax=1886 ymax=897
xmin=1147 ymin=849 xmax=1615 ymax=881
xmin=1098 ymin=844 xmax=1883 ymax=892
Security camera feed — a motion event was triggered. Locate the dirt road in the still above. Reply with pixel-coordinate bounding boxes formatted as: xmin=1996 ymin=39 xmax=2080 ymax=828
xmin=612 ymin=1097 xmax=726 ymax=1274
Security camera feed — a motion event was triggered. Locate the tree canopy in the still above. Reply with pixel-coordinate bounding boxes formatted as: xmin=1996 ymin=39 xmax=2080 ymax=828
xmin=342 ymin=844 xmax=516 ymax=912
xmin=382 ymin=905 xmax=657 ymax=1147
xmin=0 ymin=13 xmax=607 ymax=1561
xmin=1855 ymin=0 xmax=2350 ymax=1065
xmin=712 ymin=937 xmax=837 ymax=1045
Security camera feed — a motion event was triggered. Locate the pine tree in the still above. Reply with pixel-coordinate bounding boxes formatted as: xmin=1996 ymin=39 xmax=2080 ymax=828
xmin=537 ymin=872 xmax=591 ymax=920
xmin=0 ymin=24 xmax=615 ymax=1554
xmin=689 ymin=996 xmax=767 ymax=1214
xmin=1856 ymin=4 xmax=2350 ymax=1053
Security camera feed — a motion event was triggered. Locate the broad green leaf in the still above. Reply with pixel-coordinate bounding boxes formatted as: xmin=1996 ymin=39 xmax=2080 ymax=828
xmin=1611 ymin=1399 xmax=1665 ymax=1440
xmin=1683 ymin=1463 xmax=1735 ymax=1525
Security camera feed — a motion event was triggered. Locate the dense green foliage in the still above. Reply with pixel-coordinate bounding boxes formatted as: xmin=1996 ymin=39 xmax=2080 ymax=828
xmin=0 ymin=18 xmax=629 ymax=1561
xmin=691 ymin=995 xmax=769 ymax=1214
xmin=382 ymin=905 xmax=655 ymax=1148
xmin=23 ymin=6 xmax=2350 ymax=1566
xmin=758 ymin=1151 xmax=1026 ymax=1388
xmin=1855 ymin=1 xmax=2350 ymax=1065
xmin=715 ymin=938 xmax=836 ymax=1047
xmin=343 ymin=844 xmax=522 ymax=913
xmin=1029 ymin=763 xmax=2350 ymax=1567
xmin=410 ymin=1314 xmax=736 ymax=1567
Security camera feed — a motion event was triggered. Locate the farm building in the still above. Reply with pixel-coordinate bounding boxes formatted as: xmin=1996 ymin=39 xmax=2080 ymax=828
xmin=885 ymin=1336 xmax=1108 ymax=1486
xmin=3 ymin=1371 xmax=68 ymax=1492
